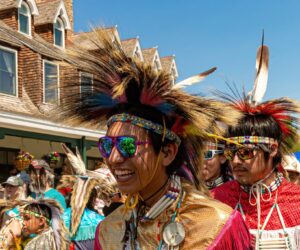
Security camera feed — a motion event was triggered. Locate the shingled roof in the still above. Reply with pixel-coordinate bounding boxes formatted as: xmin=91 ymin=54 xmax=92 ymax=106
xmin=0 ymin=88 xmax=45 ymax=118
xmin=142 ymin=47 xmax=157 ymax=65
xmin=35 ymin=0 xmax=70 ymax=29
xmin=72 ymin=27 xmax=120 ymax=50
xmin=0 ymin=0 xmax=39 ymax=15
xmin=0 ymin=0 xmax=19 ymax=11
xmin=121 ymin=38 xmax=138 ymax=57
xmin=0 ymin=19 xmax=79 ymax=63
xmin=35 ymin=0 xmax=60 ymax=25
xmin=160 ymin=56 xmax=175 ymax=72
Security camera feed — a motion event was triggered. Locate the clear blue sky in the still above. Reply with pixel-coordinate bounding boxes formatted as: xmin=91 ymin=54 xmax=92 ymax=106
xmin=73 ymin=0 xmax=300 ymax=101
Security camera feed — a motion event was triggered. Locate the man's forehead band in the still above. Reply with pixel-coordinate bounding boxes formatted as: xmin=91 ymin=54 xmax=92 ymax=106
xmin=226 ymin=136 xmax=278 ymax=145
xmin=107 ymin=113 xmax=181 ymax=146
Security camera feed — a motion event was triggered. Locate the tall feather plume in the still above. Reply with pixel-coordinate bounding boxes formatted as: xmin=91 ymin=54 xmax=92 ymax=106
xmin=59 ymin=144 xmax=118 ymax=236
xmin=218 ymin=87 xmax=300 ymax=154
xmin=172 ymin=67 xmax=217 ymax=90
xmin=248 ymin=32 xmax=269 ymax=104
xmin=60 ymin=27 xmax=242 ymax=189
xmin=70 ymin=178 xmax=104 ymax=236
xmin=61 ymin=143 xmax=86 ymax=175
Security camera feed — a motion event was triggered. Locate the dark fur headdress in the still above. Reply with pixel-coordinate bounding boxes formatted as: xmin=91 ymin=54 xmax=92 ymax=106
xmin=61 ymin=28 xmax=241 ymax=189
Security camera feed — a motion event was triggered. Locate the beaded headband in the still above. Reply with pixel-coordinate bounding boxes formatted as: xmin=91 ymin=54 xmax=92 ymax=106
xmin=204 ymin=141 xmax=225 ymax=150
xmin=22 ymin=210 xmax=51 ymax=224
xmin=107 ymin=113 xmax=182 ymax=146
xmin=226 ymin=136 xmax=277 ymax=145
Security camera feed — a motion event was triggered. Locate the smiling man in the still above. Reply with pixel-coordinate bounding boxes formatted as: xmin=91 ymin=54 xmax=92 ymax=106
xmin=62 ymin=28 xmax=251 ymax=249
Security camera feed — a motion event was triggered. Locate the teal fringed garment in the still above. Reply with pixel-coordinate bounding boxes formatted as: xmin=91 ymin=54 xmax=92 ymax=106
xmin=63 ymin=208 xmax=104 ymax=241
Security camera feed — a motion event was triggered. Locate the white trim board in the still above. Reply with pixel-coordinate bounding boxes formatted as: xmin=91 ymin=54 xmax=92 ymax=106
xmin=0 ymin=111 xmax=105 ymax=141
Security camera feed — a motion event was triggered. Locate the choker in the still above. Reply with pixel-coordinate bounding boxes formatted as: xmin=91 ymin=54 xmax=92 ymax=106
xmin=240 ymin=172 xmax=283 ymax=194
xmin=140 ymin=175 xmax=181 ymax=221
xmin=206 ymin=176 xmax=224 ymax=190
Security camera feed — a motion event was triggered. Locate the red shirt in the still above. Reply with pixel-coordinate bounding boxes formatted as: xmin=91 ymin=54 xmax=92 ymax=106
xmin=212 ymin=179 xmax=300 ymax=230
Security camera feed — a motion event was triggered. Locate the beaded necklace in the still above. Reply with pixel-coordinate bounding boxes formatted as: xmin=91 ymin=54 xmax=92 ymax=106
xmin=235 ymin=172 xmax=290 ymax=249
xmin=141 ymin=175 xmax=181 ymax=221
xmin=240 ymin=172 xmax=283 ymax=194
xmin=123 ymin=175 xmax=182 ymax=250
xmin=206 ymin=176 xmax=224 ymax=190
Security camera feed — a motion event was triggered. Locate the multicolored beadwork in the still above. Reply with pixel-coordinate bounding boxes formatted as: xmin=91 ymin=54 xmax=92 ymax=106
xmin=227 ymin=136 xmax=277 ymax=145
xmin=241 ymin=172 xmax=284 ymax=194
xmin=107 ymin=113 xmax=181 ymax=146
xmin=22 ymin=210 xmax=51 ymax=224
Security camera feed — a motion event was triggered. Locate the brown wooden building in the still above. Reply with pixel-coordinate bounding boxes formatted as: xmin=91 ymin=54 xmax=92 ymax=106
xmin=0 ymin=0 xmax=178 ymax=180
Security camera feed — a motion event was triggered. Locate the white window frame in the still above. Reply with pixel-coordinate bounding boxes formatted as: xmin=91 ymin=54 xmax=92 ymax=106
xmin=154 ymin=55 xmax=161 ymax=72
xmin=0 ymin=45 xmax=18 ymax=97
xmin=79 ymin=72 xmax=93 ymax=95
xmin=18 ymin=1 xmax=31 ymax=37
xmin=43 ymin=60 xmax=59 ymax=104
xmin=171 ymin=65 xmax=177 ymax=85
xmin=53 ymin=17 xmax=65 ymax=48
xmin=134 ymin=46 xmax=141 ymax=60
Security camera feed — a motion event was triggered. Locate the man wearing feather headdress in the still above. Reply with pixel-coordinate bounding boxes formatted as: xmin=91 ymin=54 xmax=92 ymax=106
xmin=0 ymin=199 xmax=68 ymax=250
xmin=201 ymin=140 xmax=233 ymax=190
xmin=62 ymin=28 xmax=251 ymax=250
xmin=212 ymin=41 xmax=300 ymax=249
xmin=60 ymin=144 xmax=118 ymax=250
xmin=28 ymin=159 xmax=67 ymax=210
xmin=21 ymin=199 xmax=69 ymax=250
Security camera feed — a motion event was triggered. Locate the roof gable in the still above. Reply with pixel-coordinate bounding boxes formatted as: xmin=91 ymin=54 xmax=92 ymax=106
xmin=121 ymin=38 xmax=137 ymax=57
xmin=35 ymin=0 xmax=71 ymax=29
xmin=0 ymin=0 xmax=39 ymax=15
xmin=161 ymin=56 xmax=178 ymax=75
xmin=142 ymin=47 xmax=157 ymax=65
xmin=72 ymin=27 xmax=120 ymax=50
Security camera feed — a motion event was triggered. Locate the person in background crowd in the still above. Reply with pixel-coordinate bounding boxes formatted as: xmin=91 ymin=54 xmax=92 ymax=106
xmin=212 ymin=43 xmax=300 ymax=249
xmin=62 ymin=29 xmax=251 ymax=250
xmin=282 ymin=154 xmax=300 ymax=185
xmin=201 ymin=141 xmax=233 ymax=190
xmin=0 ymin=176 xmax=27 ymax=234
xmin=2 ymin=176 xmax=26 ymax=201
xmin=92 ymin=167 xmax=124 ymax=217
xmin=0 ymin=200 xmax=25 ymax=249
xmin=61 ymin=144 xmax=107 ymax=250
xmin=43 ymin=151 xmax=62 ymax=186
xmin=28 ymin=159 xmax=66 ymax=210
xmin=21 ymin=200 xmax=68 ymax=250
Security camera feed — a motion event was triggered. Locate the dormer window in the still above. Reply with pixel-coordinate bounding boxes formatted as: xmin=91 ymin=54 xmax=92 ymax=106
xmin=54 ymin=18 xmax=64 ymax=47
xmin=18 ymin=2 xmax=31 ymax=36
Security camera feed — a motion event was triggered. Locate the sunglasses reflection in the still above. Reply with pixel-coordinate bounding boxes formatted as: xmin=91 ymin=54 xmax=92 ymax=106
xmin=224 ymin=146 xmax=259 ymax=161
